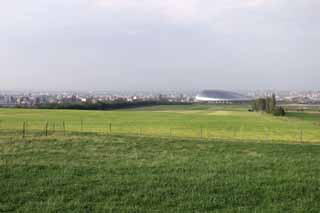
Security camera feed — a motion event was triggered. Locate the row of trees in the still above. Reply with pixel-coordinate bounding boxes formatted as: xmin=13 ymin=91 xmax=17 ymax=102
xmin=251 ymin=94 xmax=285 ymax=116
xmin=31 ymin=100 xmax=192 ymax=110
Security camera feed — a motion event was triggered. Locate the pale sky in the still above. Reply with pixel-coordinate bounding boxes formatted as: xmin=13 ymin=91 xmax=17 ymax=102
xmin=0 ymin=0 xmax=319 ymax=91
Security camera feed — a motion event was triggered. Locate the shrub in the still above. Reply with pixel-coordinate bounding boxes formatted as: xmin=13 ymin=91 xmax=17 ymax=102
xmin=273 ymin=106 xmax=286 ymax=116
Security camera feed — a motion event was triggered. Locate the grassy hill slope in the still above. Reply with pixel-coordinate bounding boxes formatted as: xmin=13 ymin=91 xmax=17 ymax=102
xmin=1 ymin=134 xmax=320 ymax=212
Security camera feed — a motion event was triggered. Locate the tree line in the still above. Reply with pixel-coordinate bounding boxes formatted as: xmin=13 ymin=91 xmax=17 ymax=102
xmin=251 ymin=94 xmax=285 ymax=116
xmin=28 ymin=100 xmax=192 ymax=110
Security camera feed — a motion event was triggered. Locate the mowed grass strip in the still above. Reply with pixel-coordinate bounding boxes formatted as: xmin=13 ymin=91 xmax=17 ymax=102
xmin=1 ymin=134 xmax=319 ymax=212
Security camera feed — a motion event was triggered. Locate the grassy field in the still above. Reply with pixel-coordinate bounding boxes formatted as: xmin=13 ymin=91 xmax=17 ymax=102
xmin=1 ymin=105 xmax=320 ymax=212
xmin=0 ymin=104 xmax=320 ymax=143
xmin=1 ymin=134 xmax=319 ymax=212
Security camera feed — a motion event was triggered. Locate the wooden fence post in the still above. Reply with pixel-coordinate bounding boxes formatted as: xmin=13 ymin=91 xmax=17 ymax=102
xmin=63 ymin=121 xmax=66 ymax=136
xmin=26 ymin=121 xmax=28 ymax=136
xmin=53 ymin=122 xmax=56 ymax=134
xmin=22 ymin=121 xmax=26 ymax=138
xmin=205 ymin=128 xmax=207 ymax=139
xmin=45 ymin=121 xmax=48 ymax=136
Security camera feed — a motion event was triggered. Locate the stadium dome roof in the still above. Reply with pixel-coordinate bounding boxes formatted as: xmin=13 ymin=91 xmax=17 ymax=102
xmin=195 ymin=90 xmax=252 ymax=102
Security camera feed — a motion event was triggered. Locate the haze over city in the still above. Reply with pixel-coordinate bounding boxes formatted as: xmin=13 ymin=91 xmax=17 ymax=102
xmin=1 ymin=0 xmax=319 ymax=91
xmin=2 ymin=1 xmax=320 ymax=212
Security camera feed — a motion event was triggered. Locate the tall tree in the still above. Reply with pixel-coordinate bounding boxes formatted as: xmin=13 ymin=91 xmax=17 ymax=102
xmin=272 ymin=94 xmax=276 ymax=110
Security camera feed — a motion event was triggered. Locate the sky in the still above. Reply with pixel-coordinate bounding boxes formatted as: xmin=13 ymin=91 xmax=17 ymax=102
xmin=0 ymin=0 xmax=319 ymax=91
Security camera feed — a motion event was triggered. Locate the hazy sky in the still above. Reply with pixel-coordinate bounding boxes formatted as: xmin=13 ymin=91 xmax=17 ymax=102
xmin=1 ymin=0 xmax=319 ymax=91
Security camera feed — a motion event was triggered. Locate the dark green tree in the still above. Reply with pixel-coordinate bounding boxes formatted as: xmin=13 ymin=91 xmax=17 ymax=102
xmin=250 ymin=94 xmax=284 ymax=116
xmin=273 ymin=106 xmax=285 ymax=116
xmin=266 ymin=97 xmax=273 ymax=113
xmin=256 ymin=98 xmax=266 ymax=112
xmin=251 ymin=101 xmax=257 ymax=111
xmin=272 ymin=94 xmax=276 ymax=109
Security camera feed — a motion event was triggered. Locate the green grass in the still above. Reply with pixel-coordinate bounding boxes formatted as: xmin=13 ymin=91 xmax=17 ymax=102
xmin=1 ymin=105 xmax=320 ymax=212
xmin=0 ymin=105 xmax=319 ymax=143
xmin=1 ymin=134 xmax=319 ymax=212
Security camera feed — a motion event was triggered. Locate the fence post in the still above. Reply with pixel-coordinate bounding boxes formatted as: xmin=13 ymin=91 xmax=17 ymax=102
xmin=300 ymin=129 xmax=303 ymax=143
xmin=81 ymin=119 xmax=83 ymax=133
xmin=22 ymin=121 xmax=26 ymax=138
xmin=45 ymin=121 xmax=48 ymax=136
xmin=26 ymin=121 xmax=28 ymax=136
xmin=53 ymin=122 xmax=56 ymax=134
xmin=109 ymin=122 xmax=112 ymax=135
xmin=25 ymin=121 xmax=27 ymax=138
xmin=205 ymin=128 xmax=207 ymax=139
xmin=63 ymin=121 xmax=66 ymax=136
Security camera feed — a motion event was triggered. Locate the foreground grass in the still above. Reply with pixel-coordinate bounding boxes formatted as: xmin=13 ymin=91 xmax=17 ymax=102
xmin=1 ymin=134 xmax=319 ymax=212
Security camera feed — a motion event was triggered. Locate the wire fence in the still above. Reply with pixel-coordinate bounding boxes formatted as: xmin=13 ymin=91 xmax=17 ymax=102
xmin=0 ymin=120 xmax=318 ymax=144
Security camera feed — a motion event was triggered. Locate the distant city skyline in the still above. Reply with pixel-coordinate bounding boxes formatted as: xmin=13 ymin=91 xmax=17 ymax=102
xmin=1 ymin=0 xmax=320 ymax=91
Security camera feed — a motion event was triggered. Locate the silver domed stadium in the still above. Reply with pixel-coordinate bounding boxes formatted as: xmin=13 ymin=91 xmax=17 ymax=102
xmin=195 ymin=90 xmax=253 ymax=103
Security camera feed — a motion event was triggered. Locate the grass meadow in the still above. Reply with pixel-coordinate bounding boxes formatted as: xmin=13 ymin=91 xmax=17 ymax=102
xmin=0 ymin=104 xmax=320 ymax=143
xmin=0 ymin=104 xmax=320 ymax=212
